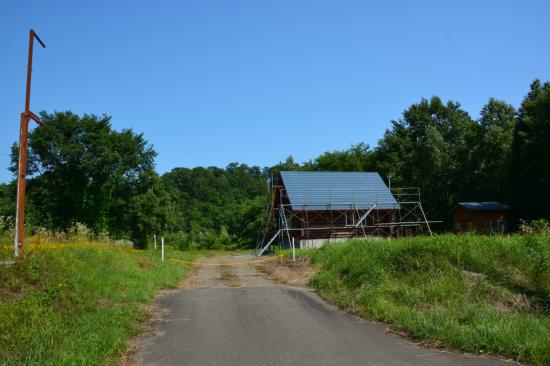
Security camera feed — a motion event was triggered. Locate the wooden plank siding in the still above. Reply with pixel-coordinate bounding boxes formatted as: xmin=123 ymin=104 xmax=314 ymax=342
xmin=451 ymin=207 xmax=508 ymax=233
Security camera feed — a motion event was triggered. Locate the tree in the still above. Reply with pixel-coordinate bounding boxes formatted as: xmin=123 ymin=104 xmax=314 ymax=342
xmin=128 ymin=172 xmax=174 ymax=248
xmin=473 ymin=98 xmax=516 ymax=201
xmin=371 ymin=97 xmax=478 ymax=222
xmin=510 ymin=80 xmax=550 ymax=221
xmin=268 ymin=156 xmax=304 ymax=183
xmin=9 ymin=111 xmax=160 ymax=243
xmin=162 ymin=163 xmax=268 ymax=245
xmin=229 ymin=196 xmax=268 ymax=247
xmin=0 ymin=183 xmax=15 ymax=219
xmin=310 ymin=143 xmax=374 ymax=171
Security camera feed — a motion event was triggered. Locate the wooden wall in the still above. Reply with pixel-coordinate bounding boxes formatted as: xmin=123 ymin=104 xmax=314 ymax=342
xmin=451 ymin=208 xmax=508 ymax=233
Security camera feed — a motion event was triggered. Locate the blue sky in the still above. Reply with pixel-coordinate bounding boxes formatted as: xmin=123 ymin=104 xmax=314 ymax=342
xmin=1 ymin=0 xmax=549 ymax=183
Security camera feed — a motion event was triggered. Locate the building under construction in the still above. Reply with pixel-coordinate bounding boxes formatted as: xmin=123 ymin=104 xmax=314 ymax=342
xmin=257 ymin=171 xmax=433 ymax=255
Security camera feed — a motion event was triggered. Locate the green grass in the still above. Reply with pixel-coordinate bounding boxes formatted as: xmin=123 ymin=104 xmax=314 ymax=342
xmin=303 ymin=234 xmax=550 ymax=365
xmin=0 ymin=243 xmax=203 ymax=366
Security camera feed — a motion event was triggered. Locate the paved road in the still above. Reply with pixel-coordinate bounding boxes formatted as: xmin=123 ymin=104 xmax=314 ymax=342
xmin=140 ymin=255 xmax=509 ymax=366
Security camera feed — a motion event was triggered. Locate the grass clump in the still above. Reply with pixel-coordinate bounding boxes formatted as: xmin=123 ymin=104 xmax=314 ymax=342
xmin=307 ymin=234 xmax=550 ymax=365
xmin=0 ymin=242 xmax=200 ymax=365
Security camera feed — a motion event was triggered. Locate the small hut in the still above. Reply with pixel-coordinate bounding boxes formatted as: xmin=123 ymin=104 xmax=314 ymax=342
xmin=451 ymin=202 xmax=510 ymax=233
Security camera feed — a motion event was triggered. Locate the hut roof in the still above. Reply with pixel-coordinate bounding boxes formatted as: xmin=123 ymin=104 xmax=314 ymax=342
xmin=453 ymin=202 xmax=510 ymax=212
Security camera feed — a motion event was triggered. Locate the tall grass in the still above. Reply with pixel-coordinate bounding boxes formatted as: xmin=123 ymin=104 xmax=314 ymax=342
xmin=0 ymin=222 xmax=133 ymax=261
xmin=0 ymin=242 xmax=199 ymax=365
xmin=308 ymin=234 xmax=550 ymax=365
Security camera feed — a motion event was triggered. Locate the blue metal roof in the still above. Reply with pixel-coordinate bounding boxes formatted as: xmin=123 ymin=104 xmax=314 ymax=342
xmin=280 ymin=171 xmax=399 ymax=211
xmin=456 ymin=202 xmax=510 ymax=211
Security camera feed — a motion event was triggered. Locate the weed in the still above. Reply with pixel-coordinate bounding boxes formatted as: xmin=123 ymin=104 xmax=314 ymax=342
xmin=304 ymin=234 xmax=550 ymax=365
xmin=0 ymin=242 xmax=198 ymax=365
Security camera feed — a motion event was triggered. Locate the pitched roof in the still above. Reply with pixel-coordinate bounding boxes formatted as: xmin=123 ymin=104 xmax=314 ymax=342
xmin=455 ymin=202 xmax=510 ymax=211
xmin=280 ymin=171 xmax=399 ymax=211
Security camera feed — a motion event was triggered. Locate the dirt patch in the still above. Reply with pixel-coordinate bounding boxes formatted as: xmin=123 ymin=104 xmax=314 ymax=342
xmin=463 ymin=270 xmax=485 ymax=279
xmin=493 ymin=293 xmax=532 ymax=315
xmin=120 ymin=263 xmax=199 ymax=365
xmin=219 ymin=271 xmax=239 ymax=282
xmin=177 ymin=265 xmax=199 ymax=289
xmin=462 ymin=270 xmax=534 ymax=315
xmin=220 ymin=271 xmax=239 ymax=282
xmin=0 ymin=283 xmax=26 ymax=303
xmin=257 ymin=257 xmax=318 ymax=287
xmin=219 ymin=270 xmax=242 ymax=287
xmin=136 ymin=257 xmax=155 ymax=268
xmin=119 ymin=304 xmax=170 ymax=366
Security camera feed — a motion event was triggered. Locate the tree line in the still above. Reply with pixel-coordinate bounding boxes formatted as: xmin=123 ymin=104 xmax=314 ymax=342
xmin=0 ymin=80 xmax=548 ymax=247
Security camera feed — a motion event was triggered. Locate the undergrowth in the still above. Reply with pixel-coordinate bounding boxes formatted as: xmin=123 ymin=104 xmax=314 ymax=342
xmin=0 ymin=242 xmax=201 ymax=365
xmin=306 ymin=234 xmax=550 ymax=365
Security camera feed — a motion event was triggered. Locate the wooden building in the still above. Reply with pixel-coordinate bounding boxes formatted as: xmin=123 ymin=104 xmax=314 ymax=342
xmin=256 ymin=171 xmax=434 ymax=254
xmin=451 ymin=202 xmax=510 ymax=233
xmin=277 ymin=171 xmax=399 ymax=248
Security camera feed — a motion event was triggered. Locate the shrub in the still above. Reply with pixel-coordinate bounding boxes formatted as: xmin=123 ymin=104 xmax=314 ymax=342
xmin=163 ymin=227 xmax=236 ymax=251
xmin=520 ymin=219 xmax=550 ymax=235
xmin=0 ymin=215 xmax=14 ymax=233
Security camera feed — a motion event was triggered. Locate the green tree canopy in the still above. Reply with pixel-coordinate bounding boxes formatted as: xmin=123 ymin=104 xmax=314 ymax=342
xmin=9 ymin=111 xmax=162 ymax=245
xmin=510 ymin=80 xmax=550 ymax=221
xmin=162 ymin=164 xmax=268 ymax=246
xmin=473 ymin=98 xmax=516 ymax=201
xmin=310 ymin=143 xmax=374 ymax=172
xmin=3 ymin=79 xmax=549 ymax=244
xmin=372 ymin=97 xmax=478 ymax=221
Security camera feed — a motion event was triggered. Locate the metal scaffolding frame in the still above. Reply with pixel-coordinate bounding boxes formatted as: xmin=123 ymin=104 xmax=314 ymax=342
xmin=256 ymin=184 xmax=436 ymax=256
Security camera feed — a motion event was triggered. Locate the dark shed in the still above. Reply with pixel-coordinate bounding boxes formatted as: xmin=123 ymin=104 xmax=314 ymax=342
xmin=451 ymin=202 xmax=510 ymax=233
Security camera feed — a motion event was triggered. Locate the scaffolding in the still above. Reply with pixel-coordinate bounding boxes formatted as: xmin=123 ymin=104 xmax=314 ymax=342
xmin=256 ymin=183 xmax=436 ymax=256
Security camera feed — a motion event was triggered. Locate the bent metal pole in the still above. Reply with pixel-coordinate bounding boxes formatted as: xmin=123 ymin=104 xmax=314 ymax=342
xmin=14 ymin=29 xmax=46 ymax=257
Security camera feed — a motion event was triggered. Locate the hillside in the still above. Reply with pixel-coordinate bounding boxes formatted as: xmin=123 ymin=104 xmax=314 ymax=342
xmin=303 ymin=234 xmax=550 ymax=365
xmin=0 ymin=242 xmax=198 ymax=365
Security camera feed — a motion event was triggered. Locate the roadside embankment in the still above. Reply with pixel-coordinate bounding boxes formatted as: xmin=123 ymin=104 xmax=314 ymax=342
xmin=294 ymin=234 xmax=550 ymax=365
xmin=0 ymin=242 xmax=199 ymax=366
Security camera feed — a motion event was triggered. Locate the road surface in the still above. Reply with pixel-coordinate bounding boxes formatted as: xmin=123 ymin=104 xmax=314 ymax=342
xmin=139 ymin=254 xmax=510 ymax=366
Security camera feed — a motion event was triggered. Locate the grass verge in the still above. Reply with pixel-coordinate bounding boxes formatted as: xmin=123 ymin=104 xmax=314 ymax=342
xmin=301 ymin=234 xmax=549 ymax=365
xmin=0 ymin=242 xmax=201 ymax=365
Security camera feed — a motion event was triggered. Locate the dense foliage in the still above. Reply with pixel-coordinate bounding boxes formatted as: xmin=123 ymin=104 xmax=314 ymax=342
xmin=6 ymin=112 xmax=172 ymax=247
xmin=161 ymin=164 xmax=268 ymax=248
xmin=307 ymin=80 xmax=549 ymax=227
xmin=0 ymin=80 xmax=549 ymax=246
xmin=510 ymin=80 xmax=550 ymax=221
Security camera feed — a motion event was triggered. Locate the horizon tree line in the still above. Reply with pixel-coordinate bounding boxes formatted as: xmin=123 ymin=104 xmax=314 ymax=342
xmin=0 ymin=79 xmax=548 ymax=247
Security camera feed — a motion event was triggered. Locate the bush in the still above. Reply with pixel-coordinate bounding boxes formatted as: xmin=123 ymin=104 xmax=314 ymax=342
xmin=520 ymin=219 xmax=550 ymax=235
xmin=0 ymin=215 xmax=14 ymax=233
xmin=163 ymin=227 xmax=236 ymax=251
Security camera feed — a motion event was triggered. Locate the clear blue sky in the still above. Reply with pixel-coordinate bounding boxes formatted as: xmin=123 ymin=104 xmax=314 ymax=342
xmin=1 ymin=0 xmax=549 ymax=183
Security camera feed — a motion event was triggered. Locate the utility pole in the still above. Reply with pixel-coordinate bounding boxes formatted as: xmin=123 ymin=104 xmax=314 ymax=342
xmin=14 ymin=29 xmax=46 ymax=257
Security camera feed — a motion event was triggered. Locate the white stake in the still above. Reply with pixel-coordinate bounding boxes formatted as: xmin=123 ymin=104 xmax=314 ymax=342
xmin=291 ymin=237 xmax=296 ymax=262
xmin=161 ymin=237 xmax=164 ymax=261
xmin=154 ymin=234 xmax=157 ymax=250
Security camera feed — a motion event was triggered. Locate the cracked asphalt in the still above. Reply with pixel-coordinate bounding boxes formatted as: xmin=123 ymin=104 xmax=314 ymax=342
xmin=139 ymin=254 xmax=509 ymax=366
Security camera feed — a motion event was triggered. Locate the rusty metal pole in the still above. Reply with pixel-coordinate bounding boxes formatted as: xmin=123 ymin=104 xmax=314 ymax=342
xmin=14 ymin=113 xmax=29 ymax=257
xmin=14 ymin=29 xmax=45 ymax=257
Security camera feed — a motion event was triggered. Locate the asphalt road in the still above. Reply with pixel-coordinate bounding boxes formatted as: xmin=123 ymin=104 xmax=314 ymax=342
xmin=139 ymin=255 xmax=509 ymax=366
